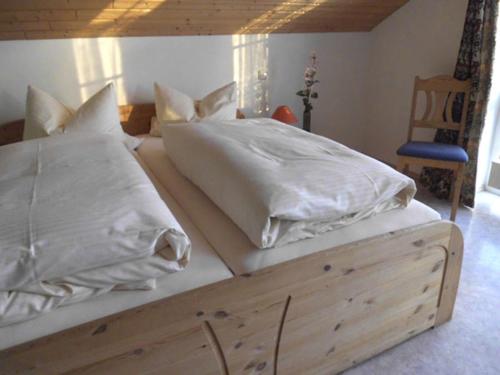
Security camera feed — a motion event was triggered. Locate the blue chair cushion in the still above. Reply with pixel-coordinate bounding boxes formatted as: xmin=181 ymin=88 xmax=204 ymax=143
xmin=397 ymin=141 xmax=469 ymax=163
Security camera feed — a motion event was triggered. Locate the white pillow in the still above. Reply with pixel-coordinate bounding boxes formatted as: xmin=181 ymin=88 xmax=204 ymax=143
xmin=154 ymin=81 xmax=237 ymax=124
xmin=198 ymin=82 xmax=237 ymax=121
xmin=24 ymin=86 xmax=74 ymax=140
xmin=154 ymin=84 xmax=196 ymax=123
xmin=24 ymin=83 xmax=141 ymax=150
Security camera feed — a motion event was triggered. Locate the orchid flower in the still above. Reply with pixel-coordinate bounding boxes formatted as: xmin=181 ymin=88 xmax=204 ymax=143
xmin=296 ymin=52 xmax=319 ymax=112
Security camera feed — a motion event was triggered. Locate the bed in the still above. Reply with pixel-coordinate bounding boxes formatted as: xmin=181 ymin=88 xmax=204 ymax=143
xmin=137 ymin=135 xmax=442 ymax=274
xmin=0 ymin=153 xmax=232 ymax=350
xmin=0 ymin=104 xmax=463 ymax=374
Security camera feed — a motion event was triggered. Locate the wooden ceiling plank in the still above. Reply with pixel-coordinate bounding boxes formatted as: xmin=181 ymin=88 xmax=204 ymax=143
xmin=76 ymin=8 xmax=402 ymax=21
xmin=0 ymin=21 xmax=50 ymax=32
xmin=0 ymin=10 xmax=77 ymax=22
xmin=0 ymin=0 xmax=409 ymax=39
xmin=110 ymin=0 xmax=407 ymax=10
xmin=6 ymin=0 xmax=112 ymax=10
xmin=0 ymin=31 xmax=26 ymax=40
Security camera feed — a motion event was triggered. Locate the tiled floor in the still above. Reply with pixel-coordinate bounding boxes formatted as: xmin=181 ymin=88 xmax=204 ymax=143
xmin=346 ymin=190 xmax=500 ymax=375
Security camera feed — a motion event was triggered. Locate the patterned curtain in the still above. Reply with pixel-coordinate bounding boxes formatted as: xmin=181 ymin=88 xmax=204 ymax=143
xmin=420 ymin=0 xmax=498 ymax=207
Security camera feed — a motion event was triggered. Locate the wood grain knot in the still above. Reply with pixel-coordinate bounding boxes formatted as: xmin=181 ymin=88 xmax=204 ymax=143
xmin=234 ymin=342 xmax=243 ymax=349
xmin=431 ymin=260 xmax=444 ymax=273
xmin=214 ymin=310 xmax=229 ymax=319
xmin=92 ymin=324 xmax=107 ymax=336
xmin=413 ymin=239 xmax=425 ymax=247
xmin=327 ymin=345 xmax=336 ymax=356
xmin=256 ymin=362 xmax=267 ymax=371
xmin=241 ymin=273 xmax=252 ymax=278
xmin=413 ymin=305 xmax=423 ymax=314
xmin=342 ymin=268 xmax=355 ymax=275
xmin=422 ymin=285 xmax=429 ymax=293
xmin=133 ymin=348 xmax=143 ymax=356
xmin=323 ymin=264 xmax=332 ymax=272
xmin=244 ymin=361 xmax=256 ymax=370
xmin=196 ymin=311 xmax=204 ymax=317
xmin=334 ymin=323 xmax=342 ymax=331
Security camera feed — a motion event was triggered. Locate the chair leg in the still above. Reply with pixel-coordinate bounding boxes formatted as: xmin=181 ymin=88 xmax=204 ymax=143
xmin=448 ymin=169 xmax=457 ymax=203
xmin=450 ymin=164 xmax=465 ymax=221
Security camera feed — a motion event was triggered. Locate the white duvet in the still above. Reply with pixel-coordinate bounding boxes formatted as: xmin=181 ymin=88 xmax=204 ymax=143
xmin=162 ymin=118 xmax=416 ymax=248
xmin=0 ymin=134 xmax=190 ymax=326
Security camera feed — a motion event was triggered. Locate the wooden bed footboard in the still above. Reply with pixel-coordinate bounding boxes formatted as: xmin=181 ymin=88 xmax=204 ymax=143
xmin=0 ymin=221 xmax=462 ymax=375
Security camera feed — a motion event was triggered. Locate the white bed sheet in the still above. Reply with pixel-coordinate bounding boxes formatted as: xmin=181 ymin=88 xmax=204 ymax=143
xmin=0 ymin=153 xmax=233 ymax=350
xmin=137 ymin=135 xmax=441 ymax=275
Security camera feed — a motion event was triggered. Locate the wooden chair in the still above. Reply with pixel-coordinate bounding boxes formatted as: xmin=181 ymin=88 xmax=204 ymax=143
xmin=397 ymin=75 xmax=471 ymax=221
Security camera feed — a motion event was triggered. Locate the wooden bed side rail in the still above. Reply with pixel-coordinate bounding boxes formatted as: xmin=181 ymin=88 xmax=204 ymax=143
xmin=0 ymin=221 xmax=463 ymax=375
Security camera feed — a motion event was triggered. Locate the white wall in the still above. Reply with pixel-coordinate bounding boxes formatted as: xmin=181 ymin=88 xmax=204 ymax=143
xmin=363 ymin=0 xmax=469 ymax=165
xmin=0 ymin=0 xmax=471 ymax=155
xmin=267 ymin=33 xmax=370 ymax=148
xmin=0 ymin=32 xmax=370 ymax=150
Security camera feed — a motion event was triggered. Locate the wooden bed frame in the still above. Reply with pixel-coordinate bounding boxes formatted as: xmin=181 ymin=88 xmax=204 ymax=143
xmin=0 ymin=105 xmax=463 ymax=375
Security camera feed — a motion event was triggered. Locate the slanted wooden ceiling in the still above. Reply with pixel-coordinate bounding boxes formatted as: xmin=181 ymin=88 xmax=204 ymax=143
xmin=0 ymin=0 xmax=409 ymax=41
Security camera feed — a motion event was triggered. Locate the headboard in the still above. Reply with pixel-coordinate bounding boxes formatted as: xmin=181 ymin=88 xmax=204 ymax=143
xmin=0 ymin=104 xmax=245 ymax=147
xmin=119 ymin=103 xmax=156 ymax=136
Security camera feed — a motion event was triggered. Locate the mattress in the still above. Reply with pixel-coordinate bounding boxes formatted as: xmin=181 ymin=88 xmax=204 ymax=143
xmin=137 ymin=135 xmax=441 ymax=275
xmin=0 ymin=154 xmax=233 ymax=350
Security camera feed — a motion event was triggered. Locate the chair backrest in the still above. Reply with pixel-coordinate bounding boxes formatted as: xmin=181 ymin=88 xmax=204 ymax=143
xmin=407 ymin=75 xmax=471 ymax=145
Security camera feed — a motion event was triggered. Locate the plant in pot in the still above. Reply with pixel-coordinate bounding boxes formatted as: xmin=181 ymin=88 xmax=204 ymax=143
xmin=296 ymin=52 xmax=319 ymax=132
